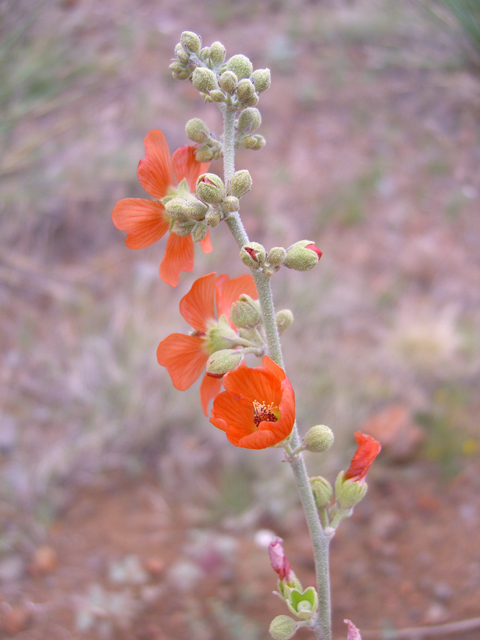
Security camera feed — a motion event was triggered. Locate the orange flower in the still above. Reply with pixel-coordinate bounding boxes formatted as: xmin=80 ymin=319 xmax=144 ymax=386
xmin=157 ymin=272 xmax=258 ymax=415
xmin=344 ymin=432 xmax=381 ymax=483
xmin=112 ymin=129 xmax=211 ymax=287
xmin=210 ymin=356 xmax=295 ymax=449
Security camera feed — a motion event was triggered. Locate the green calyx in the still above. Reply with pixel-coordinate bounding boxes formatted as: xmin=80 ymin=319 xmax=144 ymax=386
xmin=230 ymin=295 xmax=262 ymax=329
xmin=237 ymin=107 xmax=262 ymax=135
xmin=191 ymin=222 xmax=209 ymax=243
xmin=334 ymin=471 xmax=368 ymax=511
xmin=240 ymin=242 xmax=266 ymax=268
xmin=205 ymin=316 xmax=241 ymax=352
xmin=180 ymin=31 xmax=202 ymax=54
xmin=269 ymin=615 xmax=298 ymax=640
xmin=226 ymin=54 xmax=253 ymax=79
xmin=196 ymin=173 xmax=225 ymax=205
xmin=310 ymin=476 xmax=333 ymax=510
xmin=251 ymin=68 xmax=271 ymax=93
xmin=206 ymin=349 xmax=243 ymax=376
xmin=230 ymin=169 xmax=252 ymax=197
xmin=209 ymin=41 xmax=226 ymax=66
xmin=286 ymin=587 xmax=318 ymax=620
xmin=276 ymin=309 xmax=294 ymax=334
xmin=222 ymin=195 xmax=240 ymax=213
xmin=236 ymin=78 xmax=256 ymax=101
xmin=185 ymin=118 xmax=210 ymax=144
xmin=192 ymin=67 xmax=217 ymax=93
xmin=303 ymin=425 xmax=334 ymax=453
xmin=219 ymin=70 xmax=238 ymax=93
xmin=268 ymin=247 xmax=286 ymax=267
xmin=284 ymin=241 xmax=321 ymax=271
xmin=242 ymin=134 xmax=265 ymax=150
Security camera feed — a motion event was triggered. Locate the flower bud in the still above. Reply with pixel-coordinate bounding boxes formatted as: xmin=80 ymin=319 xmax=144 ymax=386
xmin=268 ymin=247 xmax=286 ymax=267
xmin=226 ymin=54 xmax=253 ymax=79
xmin=251 ymin=68 xmax=271 ymax=93
xmin=303 ymin=425 xmax=334 ymax=453
xmin=169 ymin=62 xmax=190 ymax=80
xmin=230 ymin=169 xmax=252 ymax=197
xmin=205 ymin=316 xmax=241 ymax=352
xmin=237 ymin=107 xmax=262 ymax=134
xmin=209 ymin=41 xmax=226 ymax=66
xmin=183 ymin=199 xmax=209 ymax=221
xmin=164 ymin=197 xmax=188 ymax=220
xmin=284 ymin=241 xmax=322 ymax=271
xmin=269 ymin=616 xmax=297 ymax=640
xmin=192 ymin=67 xmax=217 ymax=93
xmin=240 ymin=242 xmax=266 ymax=268
xmin=209 ymin=90 xmax=226 ymax=102
xmin=205 ymin=208 xmax=222 ymax=227
xmin=206 ymin=349 xmax=243 ymax=377
xmin=195 ymin=146 xmax=215 ymax=162
xmin=243 ymin=93 xmax=259 ymax=107
xmin=276 ymin=309 xmax=294 ymax=333
xmin=230 ymin=295 xmax=262 ymax=328
xmin=218 ymin=70 xmax=238 ymax=93
xmin=171 ymin=220 xmax=195 ymax=237
xmin=251 ymin=134 xmax=266 ymax=149
xmin=236 ymin=78 xmax=255 ymax=101
xmin=185 ymin=118 xmax=210 ymax=144
xmin=180 ymin=31 xmax=201 ymax=54
xmin=222 ymin=195 xmax=240 ymax=212
xmin=174 ymin=43 xmax=190 ymax=64
xmin=191 ymin=222 xmax=209 ymax=243
xmin=286 ymin=586 xmax=318 ymax=620
xmin=196 ymin=173 xmax=225 ymax=205
xmin=199 ymin=46 xmax=210 ymax=60
xmin=310 ymin=476 xmax=333 ymax=509
xmin=334 ymin=471 xmax=368 ymax=511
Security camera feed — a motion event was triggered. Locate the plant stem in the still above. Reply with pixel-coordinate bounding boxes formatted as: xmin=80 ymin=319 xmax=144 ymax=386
xmin=220 ymin=105 xmax=332 ymax=640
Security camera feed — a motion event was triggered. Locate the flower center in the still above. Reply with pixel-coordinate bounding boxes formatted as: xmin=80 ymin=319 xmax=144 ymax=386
xmin=252 ymin=400 xmax=279 ymax=427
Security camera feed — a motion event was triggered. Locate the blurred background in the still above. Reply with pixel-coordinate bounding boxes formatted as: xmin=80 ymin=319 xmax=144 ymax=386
xmin=1 ymin=0 xmax=479 ymax=638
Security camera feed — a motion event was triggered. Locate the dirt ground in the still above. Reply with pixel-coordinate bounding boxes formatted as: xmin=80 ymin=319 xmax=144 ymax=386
xmin=1 ymin=0 xmax=480 ymax=638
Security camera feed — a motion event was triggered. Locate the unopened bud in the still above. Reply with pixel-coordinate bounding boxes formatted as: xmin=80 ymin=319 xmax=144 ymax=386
xmin=284 ymin=241 xmax=322 ymax=271
xmin=269 ymin=615 xmax=297 ymax=640
xmin=243 ymin=94 xmax=259 ymax=107
xmin=164 ymin=197 xmax=188 ymax=220
xmin=206 ymin=316 xmax=240 ymax=351
xmin=310 ymin=476 xmax=333 ymax=509
xmin=191 ymin=222 xmax=209 ymax=243
xmin=230 ymin=169 xmax=252 ymax=197
xmin=171 ymin=220 xmax=195 ymax=237
xmin=237 ymin=107 xmax=262 ymax=134
xmin=236 ymin=78 xmax=255 ymax=101
xmin=240 ymin=242 xmax=266 ymax=268
xmin=199 ymin=46 xmax=210 ymax=60
xmin=205 ymin=208 xmax=222 ymax=227
xmin=209 ymin=41 xmax=226 ymax=66
xmin=251 ymin=134 xmax=265 ymax=149
xmin=226 ymin=54 xmax=253 ymax=79
xmin=276 ymin=309 xmax=294 ymax=333
xmin=251 ymin=68 xmax=271 ymax=93
xmin=174 ymin=43 xmax=190 ymax=64
xmin=183 ymin=199 xmax=209 ymax=221
xmin=206 ymin=349 xmax=243 ymax=377
xmin=222 ymin=195 xmax=240 ymax=212
xmin=268 ymin=247 xmax=286 ymax=266
xmin=230 ymin=295 xmax=262 ymax=328
xmin=303 ymin=425 xmax=334 ymax=453
xmin=185 ymin=118 xmax=210 ymax=144
xmin=169 ymin=62 xmax=190 ymax=80
xmin=218 ymin=70 xmax=238 ymax=93
xmin=335 ymin=471 xmax=368 ymax=511
xmin=196 ymin=173 xmax=225 ymax=204
xmin=195 ymin=146 xmax=214 ymax=162
xmin=180 ymin=31 xmax=201 ymax=54
xmin=192 ymin=67 xmax=217 ymax=93
xmin=210 ymin=90 xmax=226 ymax=102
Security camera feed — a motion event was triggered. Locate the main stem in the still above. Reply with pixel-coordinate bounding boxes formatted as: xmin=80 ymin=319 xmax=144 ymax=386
xmin=220 ymin=105 xmax=332 ymax=640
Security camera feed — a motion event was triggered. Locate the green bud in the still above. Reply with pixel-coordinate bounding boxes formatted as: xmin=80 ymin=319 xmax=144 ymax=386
xmin=191 ymin=221 xmax=209 ymax=243
xmin=237 ymin=107 xmax=262 ymax=134
xmin=192 ymin=67 xmax=217 ymax=93
xmin=218 ymin=70 xmax=238 ymax=93
xmin=251 ymin=68 xmax=271 ymax=93
xmin=180 ymin=31 xmax=201 ymax=54
xmin=169 ymin=62 xmax=190 ymax=80
xmin=242 ymin=135 xmax=257 ymax=149
xmin=335 ymin=471 xmax=368 ymax=511
xmin=243 ymin=93 xmax=259 ymax=107
xmin=285 ymin=587 xmax=318 ymax=620
xmin=164 ymin=197 xmax=188 ymax=220
xmin=174 ymin=43 xmax=190 ymax=64
xmin=171 ymin=220 xmax=195 ymax=237
xmin=236 ymin=78 xmax=255 ymax=101
xmin=240 ymin=242 xmax=266 ymax=268
xmin=206 ymin=316 xmax=241 ymax=352
xmin=195 ymin=146 xmax=215 ymax=162
xmin=268 ymin=247 xmax=286 ymax=266
xmin=222 ymin=195 xmax=240 ymax=213
xmin=251 ymin=134 xmax=266 ymax=149
xmin=284 ymin=241 xmax=322 ymax=271
xmin=205 ymin=208 xmax=222 ymax=227
xmin=209 ymin=41 xmax=226 ymax=66
xmin=310 ymin=476 xmax=333 ymax=510
xmin=269 ymin=615 xmax=297 ymax=640
xmin=230 ymin=295 xmax=262 ymax=328
xmin=183 ymin=199 xmax=209 ymax=221
xmin=196 ymin=173 xmax=225 ymax=205
xmin=276 ymin=309 xmax=294 ymax=333
xmin=209 ymin=89 xmax=226 ymax=102
xmin=303 ymin=425 xmax=334 ymax=453
xmin=263 ymin=265 xmax=276 ymax=278
xmin=230 ymin=169 xmax=252 ymax=197
xmin=206 ymin=349 xmax=243 ymax=377
xmin=226 ymin=54 xmax=253 ymax=79
xmin=199 ymin=46 xmax=210 ymax=60
xmin=185 ymin=118 xmax=210 ymax=144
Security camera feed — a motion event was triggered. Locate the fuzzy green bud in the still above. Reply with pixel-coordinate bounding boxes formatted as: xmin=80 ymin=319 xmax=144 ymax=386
xmin=183 ymin=199 xmax=209 ymax=221
xmin=276 ymin=309 xmax=294 ymax=333
xmin=226 ymin=54 xmax=253 ymax=79
xmin=196 ymin=173 xmax=225 ymax=205
xmin=199 ymin=46 xmax=210 ymax=60
xmin=180 ymin=31 xmax=201 ymax=54
xmin=174 ymin=43 xmax=190 ymax=64
xmin=251 ymin=68 xmax=271 ymax=93
xmin=230 ymin=169 xmax=252 ymax=197
xmin=164 ymin=197 xmax=188 ymax=220
xmin=195 ymin=146 xmax=215 ymax=162
xmin=205 ymin=208 xmax=222 ymax=227
xmin=237 ymin=107 xmax=262 ymax=134
xmin=335 ymin=471 xmax=368 ymax=511
xmin=210 ymin=90 xmax=226 ymax=102
xmin=169 ymin=61 xmax=190 ymax=80
xmin=206 ymin=349 xmax=243 ymax=377
xmin=284 ymin=241 xmax=322 ymax=271
xmin=185 ymin=118 xmax=210 ymax=144
xmin=218 ymin=70 xmax=238 ymax=93
xmin=310 ymin=476 xmax=333 ymax=509
xmin=171 ymin=220 xmax=195 ymax=237
xmin=230 ymin=295 xmax=262 ymax=328
xmin=269 ymin=615 xmax=297 ymax=640
xmin=192 ymin=67 xmax=217 ymax=93
xmin=209 ymin=41 xmax=226 ymax=66
xmin=240 ymin=242 xmax=266 ymax=268
xmin=236 ymin=78 xmax=255 ymax=101
xmin=222 ymin=195 xmax=240 ymax=213
xmin=268 ymin=247 xmax=286 ymax=267
xmin=206 ymin=316 xmax=241 ymax=352
xmin=252 ymin=134 xmax=266 ymax=149
xmin=303 ymin=425 xmax=334 ymax=453
xmin=243 ymin=94 xmax=259 ymax=107
xmin=191 ymin=221 xmax=209 ymax=243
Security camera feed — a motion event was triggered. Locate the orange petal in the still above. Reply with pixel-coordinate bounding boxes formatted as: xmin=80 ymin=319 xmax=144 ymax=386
xmin=200 ymin=374 xmax=223 ymax=416
xmin=160 ymin=233 xmax=194 ymax=287
xmin=137 ymin=130 xmax=174 ymax=199
xmin=199 ymin=231 xmax=213 ymax=254
xmin=179 ymin=273 xmax=216 ymax=332
xmin=223 ymin=361 xmax=280 ymax=405
xmin=210 ymin=391 xmax=255 ymax=435
xmin=215 ymin=273 xmax=257 ymax=321
xmin=261 ymin=356 xmax=286 ymax=382
xmin=233 ymin=430 xmax=280 ymax=450
xmin=157 ymin=333 xmax=208 ymax=390
xmin=112 ymin=198 xmax=169 ymax=249
xmin=344 ymin=432 xmax=381 ymax=482
xmin=172 ymin=146 xmax=210 ymax=192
